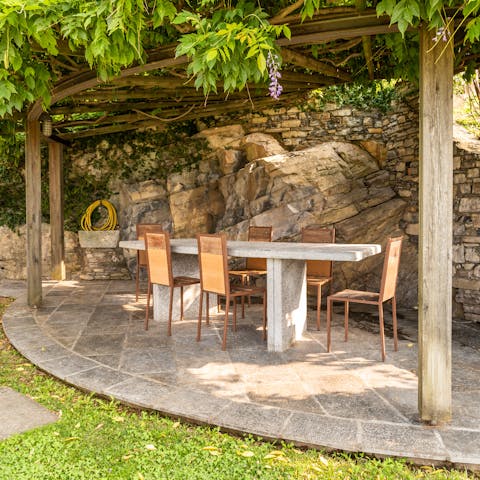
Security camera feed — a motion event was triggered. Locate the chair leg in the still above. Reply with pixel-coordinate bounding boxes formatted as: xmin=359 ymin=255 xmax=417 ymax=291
xmin=196 ymin=291 xmax=203 ymax=342
xmin=136 ymin=254 xmax=140 ymax=302
xmin=180 ymin=286 xmax=184 ymax=320
xmin=217 ymin=294 xmax=221 ymax=313
xmin=316 ymin=284 xmax=322 ymax=331
xmin=144 ymin=280 xmax=151 ymax=330
xmin=206 ymin=293 xmax=210 ymax=325
xmin=379 ymin=303 xmax=386 ymax=362
xmin=240 ymin=275 xmax=246 ymax=312
xmin=344 ymin=301 xmax=349 ymax=342
xmin=262 ymin=290 xmax=267 ymax=341
xmin=326 ymin=297 xmax=332 ymax=352
xmin=222 ymin=295 xmax=230 ymax=351
xmin=167 ymin=286 xmax=174 ymax=336
xmin=233 ymin=297 xmax=237 ymax=332
xmin=392 ymin=296 xmax=398 ymax=351
xmin=246 ymin=275 xmax=251 ymax=307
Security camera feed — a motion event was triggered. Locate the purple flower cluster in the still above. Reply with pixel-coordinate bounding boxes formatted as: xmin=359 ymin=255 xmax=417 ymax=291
xmin=433 ymin=26 xmax=449 ymax=43
xmin=267 ymin=51 xmax=283 ymax=100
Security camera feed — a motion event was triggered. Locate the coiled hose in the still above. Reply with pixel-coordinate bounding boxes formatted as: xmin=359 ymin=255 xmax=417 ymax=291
xmin=80 ymin=200 xmax=118 ymax=231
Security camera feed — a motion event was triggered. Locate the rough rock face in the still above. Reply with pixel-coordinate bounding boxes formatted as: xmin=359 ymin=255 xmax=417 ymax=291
xmin=0 ymin=130 xmax=414 ymax=306
xmin=0 ymin=224 xmax=81 ymax=280
xmin=115 ymin=137 xmax=411 ymax=304
xmin=214 ymin=141 xmax=411 ymax=304
xmin=220 ymin=142 xmax=399 ymax=238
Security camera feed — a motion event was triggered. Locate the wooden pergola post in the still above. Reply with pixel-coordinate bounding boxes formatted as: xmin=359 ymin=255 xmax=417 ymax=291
xmin=418 ymin=25 xmax=453 ymax=423
xmin=49 ymin=142 xmax=65 ymax=280
xmin=25 ymin=118 xmax=43 ymax=307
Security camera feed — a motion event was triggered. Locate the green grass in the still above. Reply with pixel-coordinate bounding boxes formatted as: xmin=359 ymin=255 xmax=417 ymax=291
xmin=0 ymin=297 xmax=476 ymax=479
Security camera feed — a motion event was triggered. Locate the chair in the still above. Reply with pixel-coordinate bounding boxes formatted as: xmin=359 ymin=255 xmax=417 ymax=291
xmin=326 ymin=236 xmax=403 ymax=361
xmin=228 ymin=225 xmax=272 ymax=307
xmin=145 ymin=232 xmax=200 ymax=333
xmin=197 ymin=233 xmax=267 ymax=350
xmin=135 ymin=224 xmax=164 ymax=301
xmin=301 ymin=226 xmax=335 ymax=331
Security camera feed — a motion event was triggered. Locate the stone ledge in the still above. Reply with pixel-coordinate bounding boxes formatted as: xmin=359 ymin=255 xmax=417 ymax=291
xmin=78 ymin=230 xmax=120 ymax=248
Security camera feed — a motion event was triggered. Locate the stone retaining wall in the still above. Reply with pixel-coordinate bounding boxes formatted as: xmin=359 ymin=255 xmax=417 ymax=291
xmin=3 ymin=95 xmax=480 ymax=320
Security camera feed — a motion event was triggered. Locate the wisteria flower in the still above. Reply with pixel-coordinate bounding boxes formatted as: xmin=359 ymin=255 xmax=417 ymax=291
xmin=267 ymin=51 xmax=283 ymax=100
xmin=432 ymin=26 xmax=449 ymax=43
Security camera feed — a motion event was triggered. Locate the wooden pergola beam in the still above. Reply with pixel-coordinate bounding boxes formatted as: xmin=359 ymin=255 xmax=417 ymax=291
xmin=60 ymin=92 xmax=303 ymax=139
xmin=49 ymin=142 xmax=65 ymax=280
xmin=418 ymin=25 xmax=453 ymax=423
xmin=28 ymin=55 xmax=189 ymax=120
xmin=281 ymin=48 xmax=351 ymax=81
xmin=277 ymin=23 xmax=403 ymax=47
xmin=355 ymin=0 xmax=374 ymax=80
xmin=25 ymin=119 xmax=42 ymax=307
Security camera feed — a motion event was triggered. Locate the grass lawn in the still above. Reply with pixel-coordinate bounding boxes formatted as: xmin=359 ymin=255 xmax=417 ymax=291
xmin=0 ymin=297 xmax=476 ymax=479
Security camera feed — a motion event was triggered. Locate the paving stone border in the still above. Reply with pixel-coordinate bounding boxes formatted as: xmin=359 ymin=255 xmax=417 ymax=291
xmin=2 ymin=280 xmax=480 ymax=471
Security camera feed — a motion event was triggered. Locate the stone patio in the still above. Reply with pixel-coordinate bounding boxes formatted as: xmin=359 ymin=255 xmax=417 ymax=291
xmin=2 ymin=279 xmax=480 ymax=469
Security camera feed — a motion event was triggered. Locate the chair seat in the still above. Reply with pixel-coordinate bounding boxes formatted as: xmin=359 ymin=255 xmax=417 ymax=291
xmin=329 ymin=289 xmax=380 ymax=304
xmin=231 ymin=284 xmax=265 ymax=296
xmin=229 ymin=268 xmax=267 ymax=277
xmin=173 ymin=276 xmax=200 ymax=287
xmin=306 ymin=275 xmax=332 ymax=286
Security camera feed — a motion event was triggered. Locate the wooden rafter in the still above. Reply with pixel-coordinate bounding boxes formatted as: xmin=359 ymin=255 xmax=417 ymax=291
xmin=356 ymin=0 xmax=375 ymax=80
xmin=281 ymin=48 xmax=351 ymax=81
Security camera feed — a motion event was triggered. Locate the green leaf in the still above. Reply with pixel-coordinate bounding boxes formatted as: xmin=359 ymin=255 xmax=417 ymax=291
xmin=205 ymin=48 xmax=218 ymax=62
xmin=377 ymin=0 xmax=397 ymax=17
xmin=245 ymin=46 xmax=258 ymax=59
xmin=464 ymin=0 xmax=480 ymax=17
xmin=257 ymin=52 xmax=266 ymax=73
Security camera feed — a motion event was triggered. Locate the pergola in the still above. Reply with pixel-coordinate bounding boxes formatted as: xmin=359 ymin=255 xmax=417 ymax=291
xmin=18 ymin=6 xmax=468 ymax=425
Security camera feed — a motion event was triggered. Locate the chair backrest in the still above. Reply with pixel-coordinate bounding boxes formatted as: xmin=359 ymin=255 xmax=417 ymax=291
xmin=379 ymin=236 xmax=403 ymax=302
xmin=245 ymin=226 xmax=273 ymax=271
xmin=145 ymin=232 xmax=173 ymax=287
xmin=197 ymin=234 xmax=229 ymax=295
xmin=301 ymin=226 xmax=335 ymax=278
xmin=136 ymin=224 xmax=164 ymax=266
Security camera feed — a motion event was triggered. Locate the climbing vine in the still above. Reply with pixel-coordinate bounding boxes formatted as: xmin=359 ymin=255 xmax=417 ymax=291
xmin=0 ymin=121 xmax=211 ymax=231
xmin=303 ymin=80 xmax=402 ymax=113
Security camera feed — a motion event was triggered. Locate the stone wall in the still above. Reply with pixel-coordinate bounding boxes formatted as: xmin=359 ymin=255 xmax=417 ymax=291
xmin=0 ymin=224 xmax=82 ymax=280
xmin=451 ymin=128 xmax=480 ymax=321
xmin=4 ymin=95 xmax=480 ymax=319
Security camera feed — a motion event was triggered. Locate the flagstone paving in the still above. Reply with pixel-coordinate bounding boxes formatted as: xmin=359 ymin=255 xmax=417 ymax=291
xmin=2 ymin=279 xmax=480 ymax=469
xmin=0 ymin=387 xmax=58 ymax=440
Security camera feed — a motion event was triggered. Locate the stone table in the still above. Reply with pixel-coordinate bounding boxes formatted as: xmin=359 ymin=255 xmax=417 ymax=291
xmin=119 ymin=239 xmax=381 ymax=352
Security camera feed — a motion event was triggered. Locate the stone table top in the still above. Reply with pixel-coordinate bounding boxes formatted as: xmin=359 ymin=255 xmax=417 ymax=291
xmin=119 ymin=239 xmax=381 ymax=262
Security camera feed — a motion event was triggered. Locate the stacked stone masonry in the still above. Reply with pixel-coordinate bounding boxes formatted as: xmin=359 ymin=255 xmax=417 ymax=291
xmin=2 ymin=95 xmax=480 ymax=320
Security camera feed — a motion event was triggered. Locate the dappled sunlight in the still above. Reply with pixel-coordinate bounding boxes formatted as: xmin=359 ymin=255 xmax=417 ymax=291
xmin=4 ymin=279 xmax=480 ymax=460
xmin=121 ymin=303 xmax=144 ymax=312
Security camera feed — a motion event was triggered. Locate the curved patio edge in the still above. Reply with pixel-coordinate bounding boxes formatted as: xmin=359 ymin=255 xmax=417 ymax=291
xmin=2 ymin=291 xmax=480 ymax=472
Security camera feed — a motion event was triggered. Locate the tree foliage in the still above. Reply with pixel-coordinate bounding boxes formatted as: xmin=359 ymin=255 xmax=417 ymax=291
xmin=0 ymin=0 xmax=480 ymax=118
xmin=377 ymin=0 xmax=480 ymax=42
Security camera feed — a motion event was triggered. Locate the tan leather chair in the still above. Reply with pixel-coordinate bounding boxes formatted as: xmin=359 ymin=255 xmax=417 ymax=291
xmin=197 ymin=233 xmax=267 ymax=350
xmin=228 ymin=226 xmax=272 ymax=308
xmin=145 ymin=232 xmax=199 ymax=333
xmin=302 ymin=226 xmax=335 ymax=330
xmin=135 ymin=224 xmax=164 ymax=301
xmin=326 ymin=236 xmax=403 ymax=361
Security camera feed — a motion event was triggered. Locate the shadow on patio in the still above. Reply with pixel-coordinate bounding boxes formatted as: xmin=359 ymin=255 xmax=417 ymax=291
xmin=2 ymin=279 xmax=480 ymax=469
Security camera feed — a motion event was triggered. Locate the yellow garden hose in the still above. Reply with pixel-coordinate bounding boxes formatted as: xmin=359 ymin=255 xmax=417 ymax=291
xmin=80 ymin=200 xmax=118 ymax=231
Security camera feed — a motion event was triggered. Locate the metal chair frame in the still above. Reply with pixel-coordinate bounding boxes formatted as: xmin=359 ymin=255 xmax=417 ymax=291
xmin=197 ymin=233 xmax=267 ymax=351
xmin=227 ymin=225 xmax=272 ymax=308
xmin=145 ymin=232 xmax=200 ymax=334
xmin=302 ymin=226 xmax=335 ymax=330
xmin=135 ymin=224 xmax=164 ymax=301
xmin=326 ymin=236 xmax=403 ymax=361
